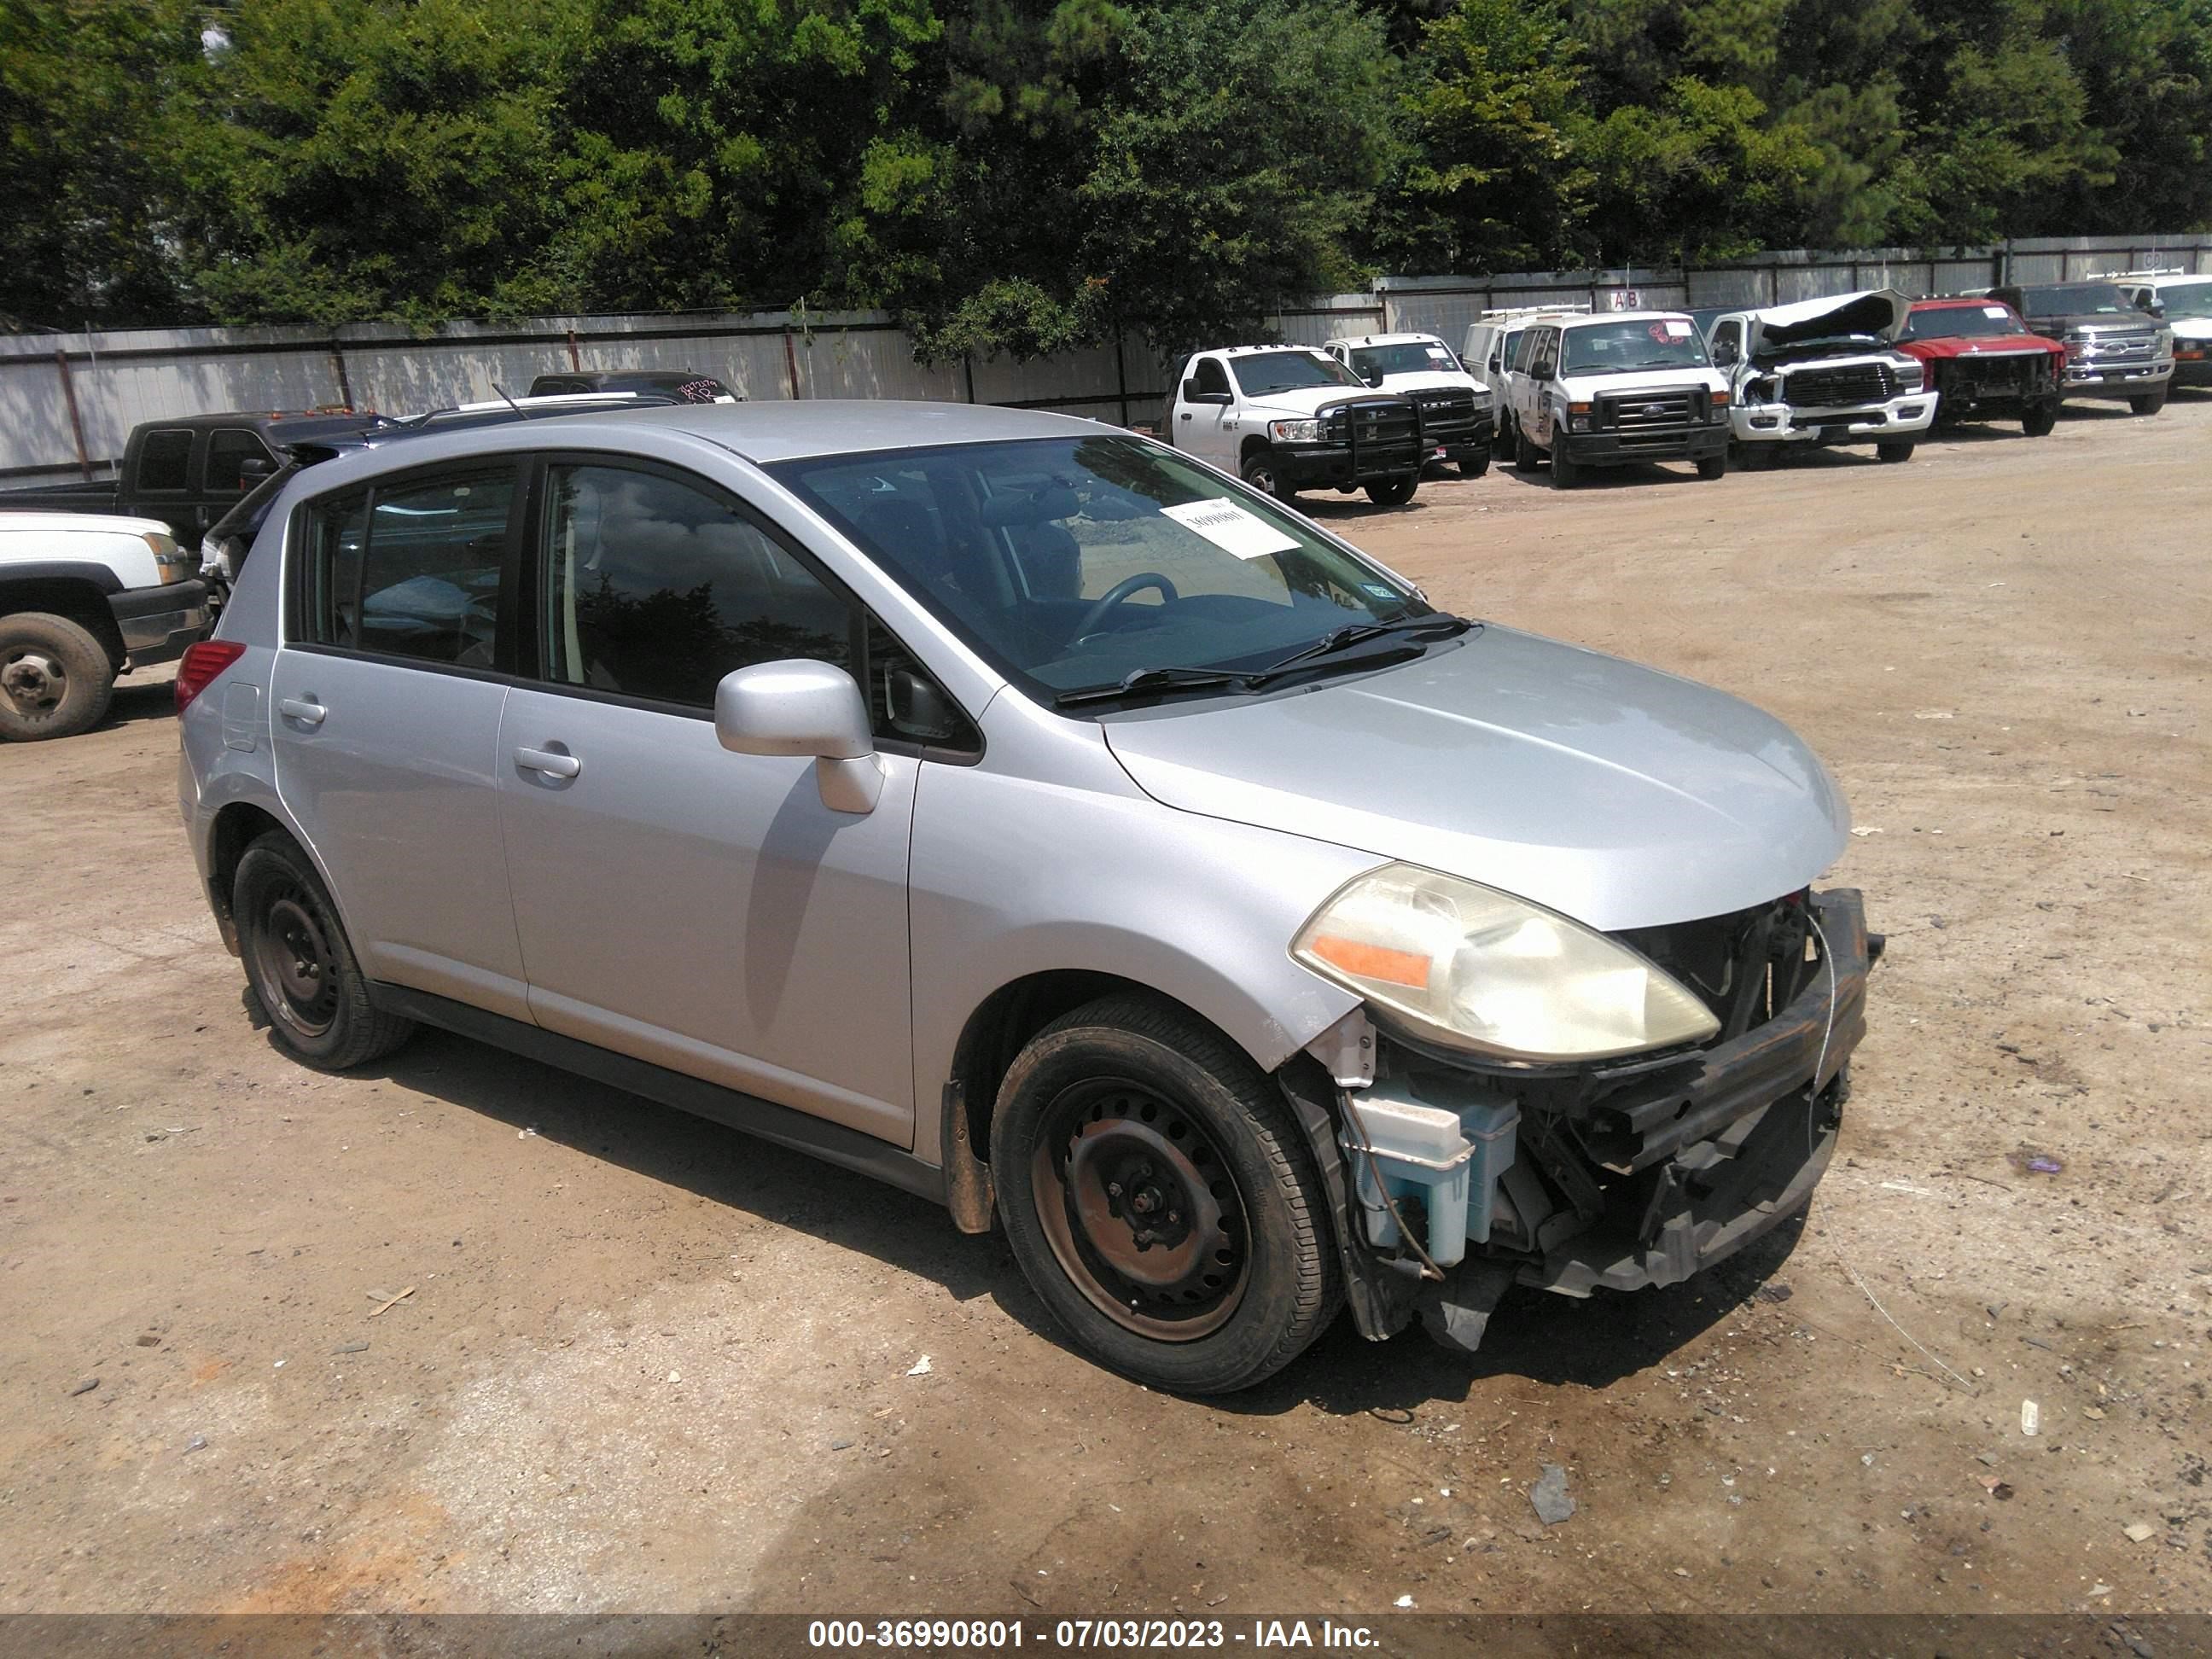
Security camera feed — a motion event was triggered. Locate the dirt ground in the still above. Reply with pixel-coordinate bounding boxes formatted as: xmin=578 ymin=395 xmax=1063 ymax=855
xmin=2 ymin=395 xmax=2208 ymax=1633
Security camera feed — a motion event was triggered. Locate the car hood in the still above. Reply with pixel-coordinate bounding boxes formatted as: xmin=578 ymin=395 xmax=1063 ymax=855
xmin=1101 ymin=626 xmax=1849 ymax=933
xmin=1243 ymin=387 xmax=1403 ymax=419
xmin=1561 ymin=365 xmax=1724 ymax=396
xmin=1898 ymin=331 xmax=2063 ymax=360
xmin=1749 ymin=288 xmax=1909 ymax=352
xmin=1375 ymin=370 xmax=1485 ymax=396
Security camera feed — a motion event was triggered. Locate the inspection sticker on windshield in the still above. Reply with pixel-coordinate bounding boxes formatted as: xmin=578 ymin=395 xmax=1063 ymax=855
xmin=1162 ymin=498 xmax=1301 ymax=559
xmin=1425 ymin=346 xmax=1452 ymax=361
xmin=1657 ymin=320 xmax=1692 ymax=338
xmin=1983 ymin=306 xmax=2011 ymax=318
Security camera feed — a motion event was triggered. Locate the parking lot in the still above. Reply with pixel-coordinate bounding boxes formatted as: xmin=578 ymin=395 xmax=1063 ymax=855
xmin=3 ymin=395 xmax=2208 ymax=1624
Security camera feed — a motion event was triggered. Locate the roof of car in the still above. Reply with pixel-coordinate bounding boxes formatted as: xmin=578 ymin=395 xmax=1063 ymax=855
xmin=1325 ymin=332 xmax=1447 ymax=347
xmin=282 ymin=401 xmax=1116 ymax=487
xmin=1201 ymin=344 xmax=1334 ymax=359
xmin=1557 ymin=311 xmax=1694 ymax=329
xmin=1912 ymin=296 xmax=2015 ymax=308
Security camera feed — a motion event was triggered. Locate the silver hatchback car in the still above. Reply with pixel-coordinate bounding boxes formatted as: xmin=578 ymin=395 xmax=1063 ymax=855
xmin=176 ymin=402 xmax=1875 ymax=1393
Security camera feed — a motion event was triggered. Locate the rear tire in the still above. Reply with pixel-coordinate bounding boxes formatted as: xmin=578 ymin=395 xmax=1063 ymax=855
xmin=1875 ymin=439 xmax=1916 ymax=463
xmin=990 ymin=994 xmax=1341 ymax=1394
xmin=2022 ymin=403 xmax=2058 ymax=437
xmin=1240 ymin=451 xmax=1298 ymax=504
xmin=0 ymin=611 xmax=114 ymax=742
xmin=1696 ymin=452 xmax=1728 ymax=480
xmin=1493 ymin=418 xmax=1516 ymax=460
xmin=1457 ymin=450 xmax=1491 ymax=480
xmin=1365 ymin=472 xmax=1418 ymax=507
xmin=2130 ymin=389 xmax=2168 ymax=416
xmin=235 ymin=833 xmax=416 ymax=1071
xmin=1512 ymin=429 xmax=1541 ymax=473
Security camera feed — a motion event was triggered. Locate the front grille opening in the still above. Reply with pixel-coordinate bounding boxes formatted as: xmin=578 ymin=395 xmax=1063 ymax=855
xmin=1614 ymin=894 xmax=1817 ymax=1044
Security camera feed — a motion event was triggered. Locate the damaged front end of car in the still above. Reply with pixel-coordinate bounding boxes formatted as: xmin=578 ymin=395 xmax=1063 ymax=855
xmin=1283 ymin=887 xmax=1879 ymax=1355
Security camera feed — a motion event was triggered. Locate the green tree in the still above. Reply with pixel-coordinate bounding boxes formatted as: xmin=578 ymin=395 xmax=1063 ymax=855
xmin=0 ymin=0 xmax=202 ymax=329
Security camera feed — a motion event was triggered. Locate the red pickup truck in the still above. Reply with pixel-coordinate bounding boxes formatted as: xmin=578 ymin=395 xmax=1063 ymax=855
xmin=1894 ymin=300 xmax=2068 ymax=435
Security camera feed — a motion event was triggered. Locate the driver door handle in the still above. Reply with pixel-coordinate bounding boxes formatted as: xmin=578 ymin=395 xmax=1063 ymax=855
xmin=515 ymin=746 xmax=581 ymax=779
xmin=276 ymin=697 xmax=326 ymax=727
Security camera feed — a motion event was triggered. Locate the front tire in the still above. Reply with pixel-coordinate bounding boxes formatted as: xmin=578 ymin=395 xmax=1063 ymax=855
xmin=1365 ymin=472 xmax=1418 ymax=507
xmin=2022 ymin=402 xmax=2058 ymax=437
xmin=991 ymin=994 xmax=1340 ymax=1394
xmin=1512 ymin=428 xmax=1541 ymax=473
xmin=1457 ymin=449 xmax=1492 ymax=480
xmin=235 ymin=833 xmax=416 ymax=1071
xmin=2130 ymin=389 xmax=2168 ymax=416
xmin=1697 ymin=452 xmax=1729 ymax=480
xmin=1549 ymin=441 xmax=1580 ymax=489
xmin=0 ymin=611 xmax=114 ymax=742
xmin=1240 ymin=451 xmax=1298 ymax=504
xmin=1875 ymin=439 xmax=1916 ymax=463
xmin=1493 ymin=418 xmax=1516 ymax=460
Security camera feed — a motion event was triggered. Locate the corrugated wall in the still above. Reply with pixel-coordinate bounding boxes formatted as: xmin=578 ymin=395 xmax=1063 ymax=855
xmin=6 ymin=232 xmax=2208 ymax=480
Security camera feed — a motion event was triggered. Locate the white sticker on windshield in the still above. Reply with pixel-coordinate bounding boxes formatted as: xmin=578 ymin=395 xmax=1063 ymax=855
xmin=1425 ymin=346 xmax=1452 ymax=361
xmin=1661 ymin=320 xmax=1692 ymax=338
xmin=1982 ymin=306 xmax=2011 ymax=319
xmin=1161 ymin=498 xmax=1301 ymax=560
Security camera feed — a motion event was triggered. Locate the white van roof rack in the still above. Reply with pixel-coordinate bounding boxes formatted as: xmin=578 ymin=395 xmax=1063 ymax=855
xmin=1478 ymin=303 xmax=1593 ymax=320
xmin=2087 ymin=266 xmax=2188 ymax=280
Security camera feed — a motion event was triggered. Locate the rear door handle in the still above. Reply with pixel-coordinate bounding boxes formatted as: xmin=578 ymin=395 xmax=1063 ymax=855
xmin=515 ymin=746 xmax=581 ymax=779
xmin=276 ymin=697 xmax=326 ymax=727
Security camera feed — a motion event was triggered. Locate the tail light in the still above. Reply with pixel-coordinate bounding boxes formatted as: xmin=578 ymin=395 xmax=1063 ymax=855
xmin=175 ymin=640 xmax=245 ymax=713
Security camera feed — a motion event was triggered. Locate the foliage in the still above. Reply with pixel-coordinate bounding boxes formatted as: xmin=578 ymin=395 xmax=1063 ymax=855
xmin=3 ymin=0 xmax=2209 ymax=343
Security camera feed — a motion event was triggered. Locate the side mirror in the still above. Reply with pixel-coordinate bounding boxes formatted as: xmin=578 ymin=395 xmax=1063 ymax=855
xmin=238 ymin=456 xmax=274 ymax=480
xmin=1361 ymin=372 xmax=1383 ymax=387
xmin=713 ymin=660 xmax=884 ymax=814
xmin=1713 ymin=341 xmax=1738 ymax=368
xmin=1181 ymin=378 xmax=1231 ymax=405
xmin=1532 ymin=357 xmax=1557 ymax=380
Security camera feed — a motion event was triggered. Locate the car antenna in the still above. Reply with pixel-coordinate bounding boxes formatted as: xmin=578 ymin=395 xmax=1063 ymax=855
xmin=491 ymin=383 xmax=527 ymax=416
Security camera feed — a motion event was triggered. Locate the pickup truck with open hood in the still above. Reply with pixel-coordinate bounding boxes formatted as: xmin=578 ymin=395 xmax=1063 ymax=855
xmin=1702 ymin=289 xmax=1937 ymax=466
xmin=1164 ymin=346 xmax=1424 ymax=507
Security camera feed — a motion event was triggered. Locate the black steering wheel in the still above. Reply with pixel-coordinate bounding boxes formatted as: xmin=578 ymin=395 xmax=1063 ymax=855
xmin=1073 ymin=572 xmax=1179 ymax=639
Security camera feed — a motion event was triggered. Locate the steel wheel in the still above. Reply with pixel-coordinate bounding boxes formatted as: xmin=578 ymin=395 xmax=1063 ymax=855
xmin=1029 ymin=1077 xmax=1251 ymax=1342
xmin=1 ymin=647 xmax=67 ymax=722
xmin=248 ymin=880 xmax=341 ymax=1041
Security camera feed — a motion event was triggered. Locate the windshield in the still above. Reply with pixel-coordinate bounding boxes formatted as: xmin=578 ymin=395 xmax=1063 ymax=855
xmin=2018 ymin=284 xmax=2136 ymax=317
xmin=1902 ymin=304 xmax=2026 ymax=341
xmin=1562 ymin=319 xmax=1709 ymax=374
xmin=2156 ymin=280 xmax=2212 ymax=321
xmin=1230 ymin=351 xmax=1365 ymax=396
xmin=1349 ymin=341 xmax=1459 ymax=379
xmin=769 ymin=436 xmax=1436 ymax=704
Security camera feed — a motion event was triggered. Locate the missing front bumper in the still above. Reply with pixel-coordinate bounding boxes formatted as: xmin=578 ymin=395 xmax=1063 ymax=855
xmin=1302 ymin=888 xmax=1877 ymax=1353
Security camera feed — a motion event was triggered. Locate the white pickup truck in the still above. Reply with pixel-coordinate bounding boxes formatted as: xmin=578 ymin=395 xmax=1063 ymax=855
xmin=1 ymin=513 xmax=212 ymax=740
xmin=1700 ymin=288 xmax=1938 ymax=465
xmin=1321 ymin=332 xmax=1494 ymax=477
xmin=1162 ymin=346 xmax=1425 ymax=505
xmin=1503 ymin=311 xmax=1733 ymax=487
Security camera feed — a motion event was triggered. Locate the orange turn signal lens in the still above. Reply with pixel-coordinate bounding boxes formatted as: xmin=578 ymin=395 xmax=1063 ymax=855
xmin=1307 ymin=934 xmax=1430 ymax=988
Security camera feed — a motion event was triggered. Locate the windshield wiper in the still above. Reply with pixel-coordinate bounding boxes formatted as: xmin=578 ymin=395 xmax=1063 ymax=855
xmin=1250 ymin=614 xmax=1472 ymax=684
xmin=1053 ymin=666 xmax=1261 ymax=708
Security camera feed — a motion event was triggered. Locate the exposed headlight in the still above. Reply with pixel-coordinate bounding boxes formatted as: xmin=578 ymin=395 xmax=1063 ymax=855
xmin=1293 ymin=864 xmax=1722 ymax=1063
xmin=1892 ymin=359 xmax=1924 ymax=393
xmin=1268 ymin=419 xmax=1322 ymax=443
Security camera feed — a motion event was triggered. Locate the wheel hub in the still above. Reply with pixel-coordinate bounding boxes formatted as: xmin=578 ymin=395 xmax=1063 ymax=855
xmin=251 ymin=888 xmax=339 ymax=1037
xmin=2 ymin=651 xmax=64 ymax=714
xmin=1032 ymin=1083 xmax=1249 ymax=1340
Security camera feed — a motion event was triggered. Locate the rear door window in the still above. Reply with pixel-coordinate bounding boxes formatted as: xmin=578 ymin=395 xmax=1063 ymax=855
xmin=294 ymin=469 xmax=516 ymax=668
xmin=137 ymin=430 xmax=192 ymax=492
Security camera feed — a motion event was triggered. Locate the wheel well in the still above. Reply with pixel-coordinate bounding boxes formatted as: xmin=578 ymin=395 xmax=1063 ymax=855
xmin=1239 ymin=436 xmax=1272 ymax=468
xmin=206 ymin=803 xmax=289 ymax=950
xmin=0 ymin=579 xmax=125 ymax=666
xmin=950 ymin=971 xmax=1240 ymax=1165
